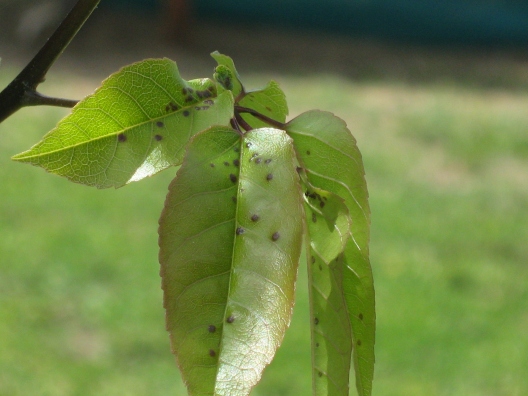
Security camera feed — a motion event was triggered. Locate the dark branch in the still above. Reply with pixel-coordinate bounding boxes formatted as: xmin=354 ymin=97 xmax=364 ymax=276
xmin=0 ymin=0 xmax=100 ymax=123
xmin=24 ymin=91 xmax=79 ymax=108
xmin=234 ymin=106 xmax=287 ymax=130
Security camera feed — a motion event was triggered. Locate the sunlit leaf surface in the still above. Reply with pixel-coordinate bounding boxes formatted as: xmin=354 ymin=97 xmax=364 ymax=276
xmin=158 ymin=126 xmax=304 ymax=396
xmin=13 ymin=59 xmax=233 ymax=188
xmin=287 ymin=111 xmax=375 ymax=396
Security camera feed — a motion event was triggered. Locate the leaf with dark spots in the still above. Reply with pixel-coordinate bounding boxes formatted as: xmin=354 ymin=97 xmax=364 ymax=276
xmin=158 ymin=126 xmax=304 ymax=396
xmin=13 ymin=59 xmax=234 ymax=188
xmin=287 ymin=110 xmax=374 ymax=396
xmin=211 ymin=52 xmax=244 ymax=96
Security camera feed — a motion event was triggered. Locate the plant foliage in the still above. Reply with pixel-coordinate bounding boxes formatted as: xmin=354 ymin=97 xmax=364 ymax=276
xmin=12 ymin=52 xmax=375 ymax=396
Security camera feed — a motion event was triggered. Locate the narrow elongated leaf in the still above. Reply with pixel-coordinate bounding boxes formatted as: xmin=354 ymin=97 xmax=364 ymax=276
xmin=12 ymin=59 xmax=234 ymax=188
xmin=158 ymin=126 xmax=304 ymax=395
xmin=302 ymin=180 xmax=353 ymax=396
xmin=286 ymin=111 xmax=375 ymax=396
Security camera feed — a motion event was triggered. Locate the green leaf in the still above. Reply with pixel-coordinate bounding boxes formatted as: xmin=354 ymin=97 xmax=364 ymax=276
xmin=211 ymin=51 xmax=288 ymax=129
xmin=286 ymin=111 xmax=375 ymax=396
xmin=158 ymin=125 xmax=304 ymax=395
xmin=302 ymin=181 xmax=353 ymax=396
xmin=12 ymin=58 xmax=234 ymax=188
xmin=238 ymin=80 xmax=289 ymax=129
xmin=211 ymin=51 xmax=244 ymax=97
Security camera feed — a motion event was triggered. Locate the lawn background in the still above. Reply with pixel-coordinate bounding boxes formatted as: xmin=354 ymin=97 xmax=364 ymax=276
xmin=1 ymin=13 xmax=528 ymax=396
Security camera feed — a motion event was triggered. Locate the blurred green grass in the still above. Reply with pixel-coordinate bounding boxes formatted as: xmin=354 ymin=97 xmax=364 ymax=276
xmin=1 ymin=67 xmax=527 ymax=396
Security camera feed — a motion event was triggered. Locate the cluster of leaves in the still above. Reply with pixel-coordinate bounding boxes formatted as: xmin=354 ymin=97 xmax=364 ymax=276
xmin=13 ymin=52 xmax=375 ymax=396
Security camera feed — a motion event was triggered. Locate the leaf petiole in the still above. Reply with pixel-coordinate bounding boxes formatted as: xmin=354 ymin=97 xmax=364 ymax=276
xmin=234 ymin=105 xmax=287 ymax=130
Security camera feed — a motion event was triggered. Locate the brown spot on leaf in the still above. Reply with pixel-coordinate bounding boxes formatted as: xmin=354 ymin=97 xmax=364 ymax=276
xmin=229 ymin=174 xmax=237 ymax=183
xmin=154 ymin=134 xmax=163 ymax=141
xmin=233 ymin=159 xmax=240 ymax=167
xmin=183 ymin=110 xmax=190 ymax=117
xmin=272 ymin=232 xmax=280 ymax=241
xmin=117 ymin=133 xmax=126 ymax=142
xmin=251 ymin=214 xmax=260 ymax=222
xmin=357 ymin=340 xmax=362 ymax=346
xmin=359 ymin=313 xmax=364 ymax=320
xmin=226 ymin=315 xmax=235 ymax=323
xmin=209 ymin=349 xmax=216 ymax=357
xmin=236 ymin=227 xmax=244 ymax=235
xmin=166 ymin=102 xmax=179 ymax=112
xmin=266 ymin=173 xmax=273 ymax=181
xmin=208 ymin=325 xmax=216 ymax=333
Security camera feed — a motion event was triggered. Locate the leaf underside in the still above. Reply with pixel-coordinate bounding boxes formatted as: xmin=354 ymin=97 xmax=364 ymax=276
xmin=12 ymin=59 xmax=234 ymax=188
xmin=287 ymin=111 xmax=375 ymax=396
xmin=158 ymin=126 xmax=304 ymax=396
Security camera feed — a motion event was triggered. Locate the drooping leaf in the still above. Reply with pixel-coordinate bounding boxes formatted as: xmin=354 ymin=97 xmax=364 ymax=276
xmin=12 ymin=59 xmax=234 ymax=188
xmin=211 ymin=51 xmax=244 ymax=97
xmin=302 ymin=180 xmax=353 ymax=396
xmin=158 ymin=125 xmax=304 ymax=396
xmin=286 ymin=111 xmax=375 ymax=396
xmin=238 ymin=80 xmax=288 ymax=129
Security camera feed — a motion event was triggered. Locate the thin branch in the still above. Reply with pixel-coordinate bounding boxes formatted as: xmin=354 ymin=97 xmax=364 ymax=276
xmin=234 ymin=105 xmax=287 ymax=130
xmin=23 ymin=91 xmax=79 ymax=108
xmin=0 ymin=0 xmax=100 ymax=123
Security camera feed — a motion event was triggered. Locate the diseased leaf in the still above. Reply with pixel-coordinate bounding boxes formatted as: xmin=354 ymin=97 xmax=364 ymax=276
xmin=211 ymin=51 xmax=287 ymax=128
xmin=238 ymin=80 xmax=288 ymax=129
xmin=158 ymin=126 xmax=304 ymax=396
xmin=211 ymin=51 xmax=244 ymax=97
xmin=12 ymin=59 xmax=234 ymax=188
xmin=302 ymin=180 xmax=353 ymax=396
xmin=286 ymin=111 xmax=375 ymax=396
